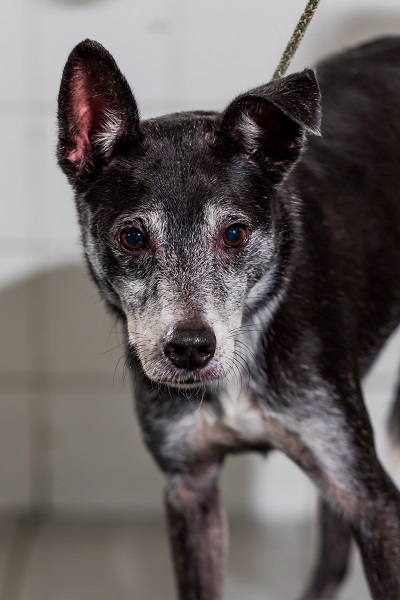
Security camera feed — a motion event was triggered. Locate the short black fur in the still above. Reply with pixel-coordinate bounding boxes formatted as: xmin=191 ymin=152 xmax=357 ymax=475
xmin=57 ymin=37 xmax=400 ymax=600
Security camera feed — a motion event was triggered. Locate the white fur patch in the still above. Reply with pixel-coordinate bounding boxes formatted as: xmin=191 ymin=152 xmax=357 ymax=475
xmin=94 ymin=110 xmax=123 ymax=156
xmin=240 ymin=113 xmax=262 ymax=153
xmin=203 ymin=204 xmax=249 ymax=232
xmin=267 ymin=380 xmax=359 ymax=495
xmin=217 ymin=377 xmax=267 ymax=444
xmin=162 ymin=412 xmax=201 ymax=463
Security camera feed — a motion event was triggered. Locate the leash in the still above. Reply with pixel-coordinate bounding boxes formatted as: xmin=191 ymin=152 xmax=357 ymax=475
xmin=272 ymin=0 xmax=321 ymax=80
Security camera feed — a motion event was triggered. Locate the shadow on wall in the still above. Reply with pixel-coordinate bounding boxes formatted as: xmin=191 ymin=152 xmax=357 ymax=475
xmin=337 ymin=12 xmax=400 ymax=48
xmin=0 ymin=263 xmax=255 ymax=517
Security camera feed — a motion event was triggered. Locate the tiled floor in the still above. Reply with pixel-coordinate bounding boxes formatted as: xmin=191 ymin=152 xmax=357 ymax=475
xmin=0 ymin=518 xmax=370 ymax=600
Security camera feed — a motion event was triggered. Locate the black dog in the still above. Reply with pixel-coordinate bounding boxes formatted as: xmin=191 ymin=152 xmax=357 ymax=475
xmin=57 ymin=36 xmax=400 ymax=599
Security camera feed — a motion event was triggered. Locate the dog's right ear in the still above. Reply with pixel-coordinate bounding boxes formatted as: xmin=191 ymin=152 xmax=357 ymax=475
xmin=57 ymin=39 xmax=140 ymax=190
xmin=218 ymin=69 xmax=321 ymax=182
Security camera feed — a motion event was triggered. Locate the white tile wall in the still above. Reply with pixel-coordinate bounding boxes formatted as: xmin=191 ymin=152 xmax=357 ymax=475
xmin=0 ymin=117 xmax=26 ymax=244
xmin=0 ymin=3 xmax=24 ymax=104
xmin=26 ymin=0 xmax=173 ymax=106
xmin=1 ymin=0 xmax=400 ymax=521
xmin=23 ymin=117 xmax=49 ymax=243
xmin=179 ymin=0 xmax=307 ymax=106
xmin=43 ymin=115 xmax=80 ymax=243
xmin=251 ymin=453 xmax=317 ymax=524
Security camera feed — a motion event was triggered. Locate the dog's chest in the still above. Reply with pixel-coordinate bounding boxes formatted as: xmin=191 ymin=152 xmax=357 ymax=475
xmin=159 ymin=380 xmax=273 ymax=467
xmin=201 ymin=379 xmax=270 ymax=450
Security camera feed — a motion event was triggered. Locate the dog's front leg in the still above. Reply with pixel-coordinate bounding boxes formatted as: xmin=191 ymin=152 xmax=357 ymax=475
xmin=273 ymin=381 xmax=400 ymax=600
xmin=164 ymin=464 xmax=225 ymax=600
xmin=132 ymin=366 xmax=226 ymax=600
xmin=299 ymin=498 xmax=352 ymax=600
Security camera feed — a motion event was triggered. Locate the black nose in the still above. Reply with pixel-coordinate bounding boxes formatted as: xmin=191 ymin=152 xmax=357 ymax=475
xmin=164 ymin=329 xmax=216 ymax=370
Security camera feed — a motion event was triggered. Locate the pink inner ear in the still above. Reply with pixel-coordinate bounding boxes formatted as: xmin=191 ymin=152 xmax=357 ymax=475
xmin=67 ymin=68 xmax=92 ymax=163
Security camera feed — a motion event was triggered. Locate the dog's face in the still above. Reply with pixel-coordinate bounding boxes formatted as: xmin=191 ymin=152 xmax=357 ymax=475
xmin=57 ymin=40 xmax=320 ymax=388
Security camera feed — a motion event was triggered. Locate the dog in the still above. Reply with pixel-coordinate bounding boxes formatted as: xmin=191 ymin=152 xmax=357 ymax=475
xmin=57 ymin=36 xmax=400 ymax=599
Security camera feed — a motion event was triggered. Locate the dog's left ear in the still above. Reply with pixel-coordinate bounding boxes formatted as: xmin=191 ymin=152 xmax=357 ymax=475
xmin=57 ymin=39 xmax=140 ymax=190
xmin=219 ymin=69 xmax=321 ymax=179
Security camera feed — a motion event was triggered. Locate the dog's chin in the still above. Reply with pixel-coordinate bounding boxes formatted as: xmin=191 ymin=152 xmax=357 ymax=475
xmin=153 ymin=374 xmax=225 ymax=390
xmin=143 ymin=364 xmax=227 ymax=390
xmin=163 ymin=381 xmax=208 ymax=390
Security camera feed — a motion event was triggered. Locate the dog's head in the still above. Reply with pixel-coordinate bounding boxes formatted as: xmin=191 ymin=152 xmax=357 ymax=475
xmin=57 ymin=40 xmax=321 ymax=388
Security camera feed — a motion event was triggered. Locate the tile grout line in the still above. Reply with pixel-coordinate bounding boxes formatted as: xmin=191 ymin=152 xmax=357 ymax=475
xmin=25 ymin=273 xmax=53 ymax=517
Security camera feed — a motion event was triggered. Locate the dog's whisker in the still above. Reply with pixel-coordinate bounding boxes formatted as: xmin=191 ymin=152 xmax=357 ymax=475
xmin=235 ymin=339 xmax=257 ymax=360
xmin=99 ymin=341 xmax=126 ymax=355
xmin=113 ymin=353 xmax=127 ymax=388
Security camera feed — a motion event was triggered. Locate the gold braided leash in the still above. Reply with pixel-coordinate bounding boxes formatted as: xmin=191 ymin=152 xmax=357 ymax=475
xmin=272 ymin=0 xmax=321 ymax=80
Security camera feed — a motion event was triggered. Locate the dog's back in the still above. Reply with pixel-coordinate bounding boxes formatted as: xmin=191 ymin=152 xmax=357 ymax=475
xmin=276 ymin=37 xmax=400 ymax=381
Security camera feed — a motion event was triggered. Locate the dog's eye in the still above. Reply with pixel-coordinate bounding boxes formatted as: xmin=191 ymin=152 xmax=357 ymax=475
xmin=120 ymin=227 xmax=146 ymax=251
xmin=222 ymin=225 xmax=249 ymax=248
